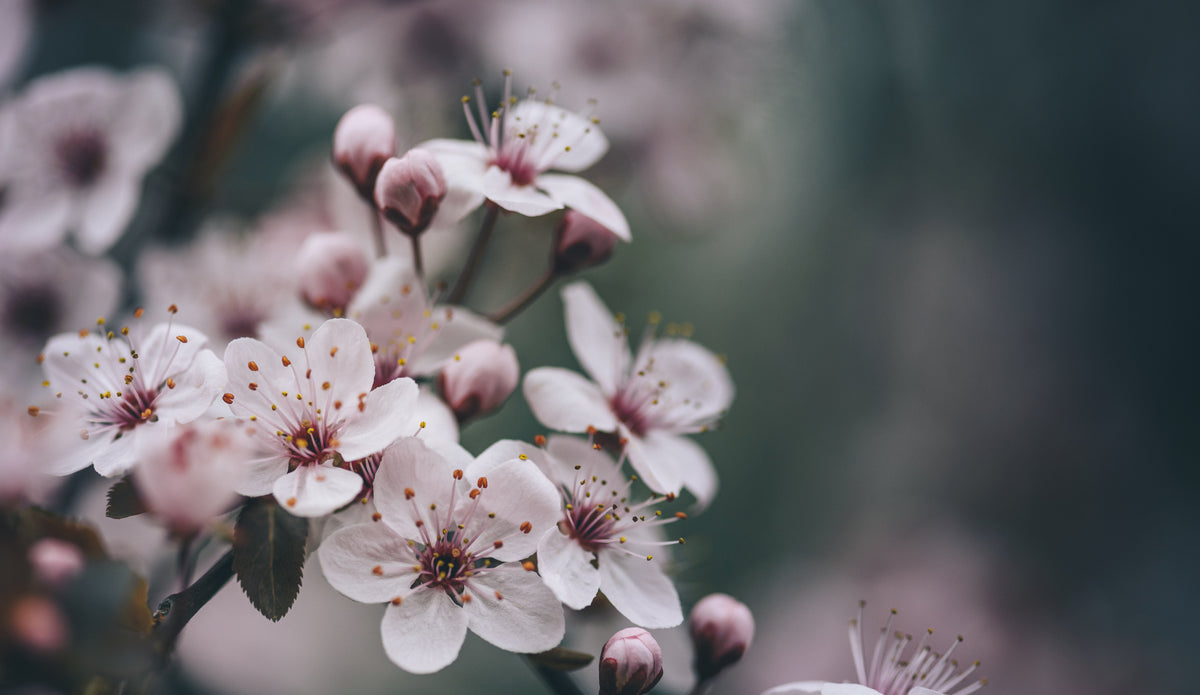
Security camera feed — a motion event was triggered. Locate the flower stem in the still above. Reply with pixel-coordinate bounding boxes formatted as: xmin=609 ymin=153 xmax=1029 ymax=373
xmin=490 ymin=266 xmax=557 ymax=324
xmin=409 ymin=233 xmax=424 ymax=279
xmin=152 ymin=549 xmax=235 ymax=665
xmin=525 ymin=657 xmax=586 ymax=695
xmin=369 ymin=205 xmax=386 ymax=259
xmin=447 ymin=203 xmax=500 ymax=305
xmin=688 ymin=678 xmax=713 ymax=695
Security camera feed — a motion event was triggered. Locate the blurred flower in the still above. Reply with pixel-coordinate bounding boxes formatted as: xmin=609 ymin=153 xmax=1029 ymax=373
xmin=0 ymin=398 xmax=68 ymax=505
xmin=39 ymin=312 xmax=226 ymax=478
xmin=0 ymin=245 xmax=121 ymax=398
xmin=374 ymin=149 xmax=448 ymax=237
xmin=295 ymin=231 xmax=371 ymax=316
xmin=599 ymin=627 xmax=664 ymax=695
xmin=0 ymin=66 xmax=182 ymax=254
xmin=552 ymin=210 xmax=621 ymax=274
xmin=224 ymin=318 xmax=418 ymax=517
xmin=533 ymin=435 xmax=684 ymax=628
xmin=28 ymin=538 xmax=85 ymax=588
xmin=0 ymin=0 xmax=31 ymax=89
xmin=133 ymin=420 xmax=253 ymax=534
xmin=762 ymin=603 xmax=985 ymax=695
xmin=524 ymin=282 xmax=733 ymax=505
xmin=9 ymin=596 xmax=69 ymax=654
xmin=690 ymin=593 xmax=755 ymax=682
xmin=438 ymin=339 xmax=519 ymax=422
xmin=422 ymin=74 xmax=631 ymax=239
xmin=318 ymin=437 xmax=563 ymax=673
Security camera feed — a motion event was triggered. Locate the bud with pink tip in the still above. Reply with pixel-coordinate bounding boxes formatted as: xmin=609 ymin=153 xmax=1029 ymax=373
xmin=296 ymin=232 xmax=370 ymax=315
xmin=28 ymin=538 xmax=85 ymax=588
xmin=552 ymin=210 xmax=620 ymax=274
xmin=333 ymin=104 xmax=396 ymax=199
xmin=374 ymin=149 xmax=447 ymax=236
xmin=689 ymin=593 xmax=755 ymax=682
xmin=599 ymin=627 xmax=664 ymax=695
xmin=133 ymin=421 xmax=252 ymax=534
xmin=438 ymin=340 xmax=519 ymax=422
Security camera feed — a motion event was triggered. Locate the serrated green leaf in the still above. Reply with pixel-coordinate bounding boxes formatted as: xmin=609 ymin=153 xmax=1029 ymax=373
xmin=232 ymin=497 xmax=307 ymax=621
xmin=527 ymin=646 xmax=596 ymax=671
xmin=106 ymin=477 xmax=147 ymax=519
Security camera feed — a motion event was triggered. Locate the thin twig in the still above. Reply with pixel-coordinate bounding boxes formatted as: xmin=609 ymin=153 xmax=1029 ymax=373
xmin=369 ymin=205 xmax=386 ymax=259
xmin=152 ymin=549 xmax=235 ymax=665
xmin=447 ymin=203 xmax=500 ymax=305
xmin=409 ymin=233 xmax=424 ymax=279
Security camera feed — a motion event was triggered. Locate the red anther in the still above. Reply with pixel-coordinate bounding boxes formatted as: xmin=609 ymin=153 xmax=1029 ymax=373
xmin=248 ymin=361 xmax=259 ymax=371
xmin=453 ymin=469 xmax=464 ymax=480
xmin=476 ymin=477 xmax=488 ymax=489
xmin=296 ymin=337 xmax=305 ymax=348
xmin=168 ymin=304 xmax=178 ymax=314
xmin=222 ymin=393 xmax=235 ymax=405
xmin=534 ymin=435 xmax=546 ymax=446
xmin=675 ymin=512 xmax=688 ymax=520
xmin=176 ymin=335 xmax=188 ymax=343
xmin=493 ymin=540 xmax=504 ymax=549
xmin=519 ymin=521 xmax=532 ymax=534
xmin=404 ymin=488 xmax=415 ymax=500
xmin=372 ymin=565 xmax=384 ymax=576
xmin=522 ymin=561 xmax=536 ymax=571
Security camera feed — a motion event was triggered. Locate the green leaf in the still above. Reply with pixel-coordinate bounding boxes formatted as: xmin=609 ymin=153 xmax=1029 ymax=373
xmin=232 ymin=497 xmax=307 ymax=621
xmin=106 ymin=477 xmax=147 ymax=519
xmin=527 ymin=647 xmax=596 ymax=671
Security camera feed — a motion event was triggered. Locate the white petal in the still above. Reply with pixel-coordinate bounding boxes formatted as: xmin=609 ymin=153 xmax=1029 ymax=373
xmin=373 ymin=437 xmax=456 ymax=539
xmin=235 ymin=455 xmax=289 ymax=497
xmin=381 ymin=589 xmax=468 ymax=674
xmin=620 ymin=428 xmax=683 ymax=496
xmin=537 ymin=174 xmax=630 ymax=241
xmin=152 ymin=349 xmax=225 ymax=424
xmin=88 ymin=432 xmax=138 ymax=478
xmin=464 ymin=567 xmax=564 ymax=654
xmin=523 ymin=367 xmax=617 ymax=433
xmin=819 ymin=686 xmax=885 ymax=695
xmin=110 ymin=68 xmax=182 ymax=169
xmin=598 ymin=545 xmax=682 ymax=629
xmin=464 ymin=456 xmax=561 ymax=562
xmin=134 ymin=322 xmax=210 ymax=390
xmin=272 ymin=464 xmax=363 ymax=518
xmin=505 ymin=100 xmax=609 ymax=172
xmin=482 ymin=166 xmax=562 ymax=217
xmin=419 ymin=138 xmax=490 ymax=162
xmin=561 ymin=281 xmax=630 ymax=395
xmin=761 ymin=683 xmax=833 ymax=695
xmin=304 ymin=318 xmax=376 ymax=407
xmin=406 ymin=306 xmax=502 ymax=376
xmin=643 ymin=433 xmax=718 ymax=510
xmin=908 ymin=688 xmax=947 ymax=695
xmin=336 ymin=376 xmax=418 ymax=461
xmin=73 ymin=173 xmax=140 ymax=255
xmin=408 ymin=386 xmax=459 ymax=443
xmin=319 ymin=521 xmax=420 ymax=603
xmin=635 ymin=338 xmax=734 ymax=427
xmin=544 ymin=434 xmax=621 ymax=487
xmin=433 ymin=150 xmax=488 ymax=224
xmin=536 ymin=529 xmax=600 ymax=610
xmin=0 ymin=188 xmax=72 ymax=251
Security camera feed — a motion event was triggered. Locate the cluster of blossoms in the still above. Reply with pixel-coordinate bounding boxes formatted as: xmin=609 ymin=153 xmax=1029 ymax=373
xmin=1 ymin=53 xmax=988 ymax=695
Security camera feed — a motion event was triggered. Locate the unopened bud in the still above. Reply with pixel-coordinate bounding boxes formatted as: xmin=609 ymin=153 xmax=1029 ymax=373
xmin=28 ymin=538 xmax=85 ymax=588
xmin=599 ymin=627 xmax=663 ymax=695
xmin=438 ymin=340 xmax=519 ymax=422
xmin=296 ymin=232 xmax=370 ymax=314
xmin=553 ymin=210 xmax=619 ymax=274
xmin=689 ymin=593 xmax=754 ymax=681
xmin=333 ymin=104 xmax=397 ymax=199
xmin=374 ymin=149 xmax=447 ymax=236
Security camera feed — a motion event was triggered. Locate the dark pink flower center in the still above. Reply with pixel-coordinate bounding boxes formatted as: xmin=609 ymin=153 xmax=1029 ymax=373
xmin=55 ymin=129 xmax=108 ymax=188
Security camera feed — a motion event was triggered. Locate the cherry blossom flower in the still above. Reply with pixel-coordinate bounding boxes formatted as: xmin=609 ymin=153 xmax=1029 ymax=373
xmin=421 ymin=73 xmax=631 ymax=240
xmin=318 ymin=437 xmax=564 ymax=673
xmin=0 ymin=66 xmax=182 ymax=254
xmin=762 ymin=604 xmax=986 ymax=695
xmin=523 ymin=282 xmax=733 ymax=505
xmin=224 ymin=318 xmax=419 ymax=517
xmin=39 ymin=310 xmax=226 ymax=478
xmin=533 ymin=435 xmax=684 ymax=628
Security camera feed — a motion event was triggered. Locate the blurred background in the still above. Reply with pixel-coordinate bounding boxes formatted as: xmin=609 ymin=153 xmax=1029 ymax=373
xmin=2 ymin=0 xmax=1197 ymax=693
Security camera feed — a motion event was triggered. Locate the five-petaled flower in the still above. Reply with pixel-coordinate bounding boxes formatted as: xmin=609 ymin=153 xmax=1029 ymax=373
xmin=319 ymin=437 xmax=564 ymax=673
xmin=524 ymin=282 xmax=733 ymax=506
xmin=223 ymin=318 xmax=418 ymax=517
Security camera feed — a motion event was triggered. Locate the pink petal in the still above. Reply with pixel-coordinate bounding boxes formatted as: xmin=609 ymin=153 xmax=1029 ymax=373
xmin=303 ymin=318 xmax=376 ymax=407
xmin=271 ymin=464 xmax=363 ymax=518
xmin=319 ymin=521 xmax=420 ymax=604
xmin=523 ymin=367 xmax=617 ymax=433
xmin=462 ymin=456 xmax=561 ymax=562
xmin=619 ymin=428 xmax=684 ymax=496
xmin=597 ymin=544 xmax=683 ymax=629
xmin=336 ymin=375 xmax=418 ymax=461
xmin=482 ymin=166 xmax=562 ymax=217
xmin=463 ymin=567 xmax=564 ymax=654
xmin=381 ymin=589 xmax=467 ymax=674
xmin=561 ymin=281 xmax=630 ymax=395
xmin=536 ymin=174 xmax=630 ymax=241
xmin=537 ymin=529 xmax=600 ymax=610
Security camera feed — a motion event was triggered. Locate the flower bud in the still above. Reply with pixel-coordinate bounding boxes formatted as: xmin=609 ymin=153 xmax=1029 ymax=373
xmin=374 ymin=149 xmax=447 ymax=236
xmin=28 ymin=538 xmax=85 ymax=588
xmin=296 ymin=232 xmax=370 ymax=314
xmin=689 ymin=593 xmax=755 ymax=682
xmin=552 ymin=210 xmax=619 ymax=274
xmin=133 ymin=421 xmax=252 ymax=534
xmin=599 ymin=627 xmax=664 ymax=695
xmin=333 ymin=104 xmax=396 ymax=199
xmin=437 ymin=340 xmax=519 ymax=422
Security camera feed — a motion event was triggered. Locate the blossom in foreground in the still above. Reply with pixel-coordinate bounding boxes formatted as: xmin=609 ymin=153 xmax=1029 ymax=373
xmin=0 ymin=66 xmax=182 ymax=253
xmin=39 ymin=312 xmax=226 ymax=477
xmin=421 ymin=73 xmax=631 ymax=240
xmin=524 ymin=282 xmax=734 ymax=505
xmin=533 ymin=435 xmax=684 ymax=628
xmin=762 ymin=604 xmax=986 ymax=695
xmin=319 ymin=437 xmax=564 ymax=673
xmin=223 ymin=318 xmax=418 ymax=517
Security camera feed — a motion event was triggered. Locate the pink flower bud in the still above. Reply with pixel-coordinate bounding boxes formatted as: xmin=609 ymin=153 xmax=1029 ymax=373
xmin=133 ymin=421 xmax=253 ymax=534
xmin=333 ymin=104 xmax=397 ymax=199
xmin=437 ymin=340 xmax=519 ymax=422
xmin=295 ymin=232 xmax=370 ymax=314
xmin=599 ymin=627 xmax=664 ymax=695
xmin=28 ymin=538 xmax=85 ymax=588
xmin=689 ymin=593 xmax=755 ymax=681
xmin=374 ymin=149 xmax=447 ymax=236
xmin=11 ymin=596 xmax=69 ymax=653
xmin=553 ymin=210 xmax=619 ymax=274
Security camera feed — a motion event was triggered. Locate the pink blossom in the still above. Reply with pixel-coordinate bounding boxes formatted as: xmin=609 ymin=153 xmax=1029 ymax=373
xmin=690 ymin=593 xmax=755 ymax=680
xmin=332 ymin=103 xmax=396 ymax=200
xmin=437 ymin=339 xmax=519 ymax=422
xmin=374 ymin=148 xmax=447 ymax=236
xmin=295 ymin=231 xmax=371 ymax=315
xmin=600 ymin=627 xmax=664 ymax=695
